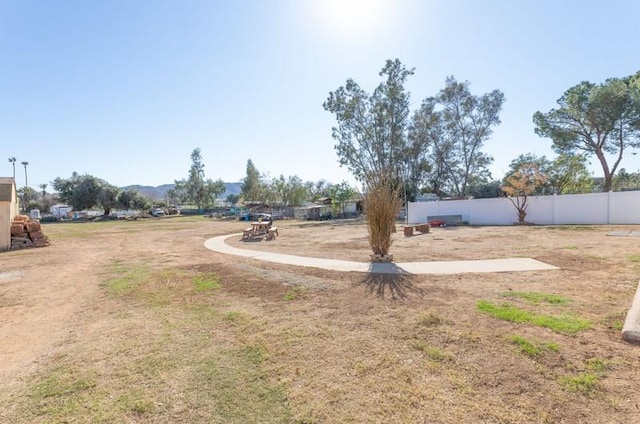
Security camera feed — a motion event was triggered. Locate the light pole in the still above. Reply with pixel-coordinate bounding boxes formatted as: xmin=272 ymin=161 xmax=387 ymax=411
xmin=21 ymin=161 xmax=29 ymax=210
xmin=8 ymin=157 xmax=16 ymax=179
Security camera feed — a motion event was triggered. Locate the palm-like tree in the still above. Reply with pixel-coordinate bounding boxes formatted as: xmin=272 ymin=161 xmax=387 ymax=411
xmin=21 ymin=161 xmax=29 ymax=208
xmin=39 ymin=183 xmax=47 ymax=197
xmin=8 ymin=157 xmax=16 ymax=178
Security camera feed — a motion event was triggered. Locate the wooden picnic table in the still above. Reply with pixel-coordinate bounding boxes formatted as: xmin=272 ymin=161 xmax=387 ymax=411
xmin=251 ymin=221 xmax=270 ymax=236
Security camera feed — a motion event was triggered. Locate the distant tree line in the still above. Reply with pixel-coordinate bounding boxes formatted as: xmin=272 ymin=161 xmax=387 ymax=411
xmin=52 ymin=173 xmax=151 ymax=215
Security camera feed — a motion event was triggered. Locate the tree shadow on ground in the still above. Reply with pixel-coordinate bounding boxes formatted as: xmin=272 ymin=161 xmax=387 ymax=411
xmin=359 ymin=262 xmax=424 ymax=300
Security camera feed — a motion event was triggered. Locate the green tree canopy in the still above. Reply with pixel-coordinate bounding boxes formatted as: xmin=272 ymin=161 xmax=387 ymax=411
xmin=533 ymin=72 xmax=640 ymax=191
xmin=413 ymin=77 xmax=505 ymax=198
xmin=505 ymin=153 xmax=593 ymax=195
xmin=241 ymin=159 xmax=261 ymax=201
xmin=118 ymin=188 xmax=151 ymax=211
xmin=323 ymin=58 xmax=412 ymax=187
xmin=52 ymin=173 xmax=120 ymax=215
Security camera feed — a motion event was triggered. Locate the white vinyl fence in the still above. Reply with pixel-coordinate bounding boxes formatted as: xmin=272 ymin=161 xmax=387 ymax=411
xmin=407 ymin=191 xmax=640 ymax=225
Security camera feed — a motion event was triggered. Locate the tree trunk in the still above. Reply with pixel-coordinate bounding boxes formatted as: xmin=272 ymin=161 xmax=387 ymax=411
xmin=594 ymin=147 xmax=612 ymax=191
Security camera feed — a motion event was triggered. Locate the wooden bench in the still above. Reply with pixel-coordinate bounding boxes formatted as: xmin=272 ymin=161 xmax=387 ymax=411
xmin=266 ymin=226 xmax=279 ymax=240
xmin=241 ymin=227 xmax=253 ymax=240
xmin=403 ymin=223 xmax=430 ymax=237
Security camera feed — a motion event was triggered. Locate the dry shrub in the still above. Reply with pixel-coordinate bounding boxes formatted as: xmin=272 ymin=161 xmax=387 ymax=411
xmin=363 ymin=177 xmax=402 ymax=256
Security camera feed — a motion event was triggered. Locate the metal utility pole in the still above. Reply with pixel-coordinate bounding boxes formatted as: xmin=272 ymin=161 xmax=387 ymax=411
xmin=21 ymin=161 xmax=29 ymax=210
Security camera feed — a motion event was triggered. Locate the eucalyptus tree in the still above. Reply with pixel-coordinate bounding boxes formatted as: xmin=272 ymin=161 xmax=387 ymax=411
xmin=414 ymin=77 xmax=504 ymax=198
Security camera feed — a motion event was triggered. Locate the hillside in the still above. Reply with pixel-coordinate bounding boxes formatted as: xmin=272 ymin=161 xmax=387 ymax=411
xmin=122 ymin=182 xmax=243 ymax=201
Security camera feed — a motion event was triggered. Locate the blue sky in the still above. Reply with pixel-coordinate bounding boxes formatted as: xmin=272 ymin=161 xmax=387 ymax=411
xmin=2 ymin=0 xmax=639 ymax=190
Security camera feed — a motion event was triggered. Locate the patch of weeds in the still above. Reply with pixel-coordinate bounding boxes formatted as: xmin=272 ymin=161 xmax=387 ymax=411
xmin=33 ymin=369 xmax=97 ymax=399
xmin=628 ymin=254 xmax=640 ymax=263
xmin=509 ymin=335 xmax=560 ymax=357
xmin=282 ymin=286 xmax=305 ymax=301
xmin=562 ymin=245 xmax=578 ymax=250
xmin=602 ymin=312 xmax=625 ymax=331
xmin=560 ymin=357 xmax=610 ymax=395
xmin=411 ymin=340 xmax=448 ymax=361
xmin=416 ymin=312 xmax=448 ymax=327
xmin=223 ymin=310 xmax=247 ymax=323
xmin=585 ymin=357 xmax=610 ymax=373
xmin=29 ymin=366 xmax=102 ymax=419
xmin=101 ymin=261 xmax=149 ymax=296
xmin=192 ymin=345 xmax=291 ymax=422
xmin=115 ymin=389 xmax=154 ymax=414
xmin=500 ymin=291 xmax=569 ymax=305
xmin=477 ymin=300 xmax=591 ymax=334
xmin=561 ymin=373 xmax=600 ymax=394
xmin=242 ymin=343 xmax=268 ymax=365
xmin=192 ymin=272 xmax=222 ymax=291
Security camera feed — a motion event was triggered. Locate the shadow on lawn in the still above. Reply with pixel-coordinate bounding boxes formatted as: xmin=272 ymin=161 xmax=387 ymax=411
xmin=360 ymin=262 xmax=423 ymax=300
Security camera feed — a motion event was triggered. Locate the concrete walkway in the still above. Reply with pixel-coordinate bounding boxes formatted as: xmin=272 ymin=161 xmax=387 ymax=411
xmin=204 ymin=234 xmax=559 ymax=275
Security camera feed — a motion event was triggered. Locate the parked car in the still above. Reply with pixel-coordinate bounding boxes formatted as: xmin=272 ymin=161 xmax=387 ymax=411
xmin=151 ymin=209 xmax=165 ymax=217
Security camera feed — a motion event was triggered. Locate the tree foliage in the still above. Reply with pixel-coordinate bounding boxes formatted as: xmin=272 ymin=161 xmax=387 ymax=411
xmin=612 ymin=168 xmax=640 ymax=191
xmin=324 ymin=60 xmax=409 ymax=256
xmin=118 ymin=188 xmax=151 ymax=211
xmin=505 ymin=153 xmax=593 ymax=195
xmin=241 ymin=159 xmax=261 ymax=201
xmin=533 ymin=72 xmax=640 ymax=191
xmin=414 ymin=77 xmax=504 ymax=197
xmin=502 ymin=163 xmax=547 ymax=224
xmin=324 ymin=59 xmax=412 ymax=185
xmin=52 ymin=173 xmax=119 ymax=215
xmin=328 ymin=181 xmax=360 ymax=217
xmin=173 ymin=148 xmax=225 ymax=208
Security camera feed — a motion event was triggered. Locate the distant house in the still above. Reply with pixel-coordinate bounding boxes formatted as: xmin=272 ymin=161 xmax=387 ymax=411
xmin=0 ymin=177 xmax=19 ymax=251
xmin=293 ymin=203 xmax=333 ymax=220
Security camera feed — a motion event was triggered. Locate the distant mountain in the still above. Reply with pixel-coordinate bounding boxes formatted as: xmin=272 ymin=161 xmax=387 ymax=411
xmin=122 ymin=182 xmax=243 ymax=200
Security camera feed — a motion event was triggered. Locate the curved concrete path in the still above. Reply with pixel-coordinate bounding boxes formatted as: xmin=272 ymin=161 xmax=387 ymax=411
xmin=204 ymin=234 xmax=559 ymax=275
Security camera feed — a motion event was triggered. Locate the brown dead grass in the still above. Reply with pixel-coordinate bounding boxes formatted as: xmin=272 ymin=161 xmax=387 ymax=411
xmin=1 ymin=216 xmax=640 ymax=423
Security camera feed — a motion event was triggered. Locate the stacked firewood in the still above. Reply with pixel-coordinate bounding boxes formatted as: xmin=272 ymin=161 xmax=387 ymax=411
xmin=10 ymin=215 xmax=50 ymax=249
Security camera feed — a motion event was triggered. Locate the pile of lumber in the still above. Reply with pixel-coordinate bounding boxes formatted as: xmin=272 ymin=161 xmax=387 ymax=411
xmin=10 ymin=215 xmax=50 ymax=250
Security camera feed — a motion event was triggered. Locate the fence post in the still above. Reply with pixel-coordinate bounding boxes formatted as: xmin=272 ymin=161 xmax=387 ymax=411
xmin=608 ymin=190 xmax=613 ymax=224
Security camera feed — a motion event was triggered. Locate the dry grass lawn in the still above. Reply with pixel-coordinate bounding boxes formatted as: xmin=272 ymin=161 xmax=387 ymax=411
xmin=1 ymin=216 xmax=640 ymax=423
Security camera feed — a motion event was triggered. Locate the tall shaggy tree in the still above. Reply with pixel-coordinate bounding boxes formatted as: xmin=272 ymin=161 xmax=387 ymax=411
xmin=174 ymin=148 xmax=225 ymax=209
xmin=413 ymin=77 xmax=505 ymax=198
xmin=324 ymin=59 xmax=409 ymax=257
xmin=533 ymin=72 xmax=640 ymax=192
xmin=241 ymin=159 xmax=261 ymax=202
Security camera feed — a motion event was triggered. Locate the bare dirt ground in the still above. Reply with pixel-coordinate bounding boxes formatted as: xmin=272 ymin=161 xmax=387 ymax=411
xmin=1 ymin=216 xmax=640 ymax=423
